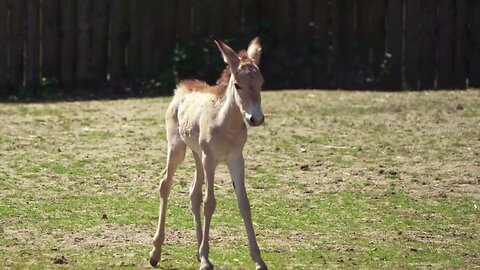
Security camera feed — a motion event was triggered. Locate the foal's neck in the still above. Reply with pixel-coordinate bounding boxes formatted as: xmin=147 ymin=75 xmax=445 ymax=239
xmin=216 ymin=75 xmax=245 ymax=132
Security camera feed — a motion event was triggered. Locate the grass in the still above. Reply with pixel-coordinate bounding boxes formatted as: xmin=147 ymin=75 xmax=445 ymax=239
xmin=0 ymin=90 xmax=479 ymax=269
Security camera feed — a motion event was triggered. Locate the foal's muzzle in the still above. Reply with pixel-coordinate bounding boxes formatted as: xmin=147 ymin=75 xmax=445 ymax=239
xmin=246 ymin=114 xmax=265 ymax=126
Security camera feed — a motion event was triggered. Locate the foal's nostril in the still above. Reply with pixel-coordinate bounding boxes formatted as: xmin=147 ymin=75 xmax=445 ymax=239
xmin=246 ymin=115 xmax=253 ymax=124
xmin=249 ymin=115 xmax=264 ymax=126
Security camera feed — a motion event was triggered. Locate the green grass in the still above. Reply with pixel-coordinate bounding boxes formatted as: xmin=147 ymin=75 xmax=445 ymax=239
xmin=1 ymin=90 xmax=479 ymax=269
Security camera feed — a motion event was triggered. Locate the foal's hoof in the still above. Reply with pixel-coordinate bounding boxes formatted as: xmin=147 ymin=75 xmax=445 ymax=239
xmin=256 ymin=262 xmax=268 ymax=270
xmin=150 ymin=258 xmax=159 ymax=267
xmin=199 ymin=260 xmax=214 ymax=270
xmin=149 ymin=249 xmax=161 ymax=267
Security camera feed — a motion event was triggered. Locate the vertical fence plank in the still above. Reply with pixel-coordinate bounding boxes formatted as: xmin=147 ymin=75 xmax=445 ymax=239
xmin=110 ymin=0 xmax=127 ymax=85
xmin=10 ymin=0 xmax=25 ymax=90
xmin=192 ymin=0 xmax=209 ymax=36
xmin=176 ymin=0 xmax=192 ymax=39
xmin=295 ymin=0 xmax=311 ymax=45
xmin=357 ymin=0 xmax=385 ymax=89
xmin=295 ymin=0 xmax=313 ymax=88
xmin=312 ymin=0 xmax=329 ymax=88
xmin=160 ymin=0 xmax=175 ymax=83
xmin=141 ymin=0 xmax=155 ymax=78
xmin=265 ymin=0 xmax=292 ymax=89
xmin=385 ymin=0 xmax=403 ymax=90
xmin=344 ymin=0 xmax=356 ymax=89
xmin=209 ymin=0 xmax=227 ymax=36
xmin=91 ymin=0 xmax=108 ymax=84
xmin=330 ymin=0 xmax=343 ymax=88
xmin=26 ymin=0 xmax=40 ymax=90
xmin=0 ymin=0 xmax=8 ymax=91
xmin=470 ymin=0 xmax=480 ymax=87
xmin=151 ymin=0 xmax=164 ymax=77
xmin=42 ymin=0 xmax=60 ymax=83
xmin=162 ymin=0 xmax=175 ymax=49
xmin=227 ymin=0 xmax=243 ymax=35
xmin=420 ymin=0 xmax=436 ymax=89
xmin=60 ymin=0 xmax=76 ymax=88
xmin=128 ymin=0 xmax=142 ymax=78
xmin=273 ymin=0 xmax=292 ymax=43
xmin=437 ymin=0 xmax=455 ymax=89
xmin=337 ymin=0 xmax=356 ymax=89
xmin=454 ymin=0 xmax=468 ymax=89
xmin=404 ymin=0 xmax=421 ymax=89
xmin=77 ymin=0 xmax=90 ymax=85
xmin=242 ymin=0 xmax=260 ymax=35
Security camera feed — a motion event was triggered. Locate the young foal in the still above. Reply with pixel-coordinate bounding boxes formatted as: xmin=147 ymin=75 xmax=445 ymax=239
xmin=149 ymin=37 xmax=267 ymax=270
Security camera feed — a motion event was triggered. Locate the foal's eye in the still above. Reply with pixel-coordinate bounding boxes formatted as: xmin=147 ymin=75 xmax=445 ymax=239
xmin=234 ymin=83 xmax=242 ymax=90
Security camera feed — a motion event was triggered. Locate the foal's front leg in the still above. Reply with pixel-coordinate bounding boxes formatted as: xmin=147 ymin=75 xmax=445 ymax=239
xmin=227 ymin=154 xmax=267 ymax=270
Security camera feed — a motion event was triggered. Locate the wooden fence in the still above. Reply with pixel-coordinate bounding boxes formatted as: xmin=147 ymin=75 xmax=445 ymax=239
xmin=0 ymin=0 xmax=479 ymax=99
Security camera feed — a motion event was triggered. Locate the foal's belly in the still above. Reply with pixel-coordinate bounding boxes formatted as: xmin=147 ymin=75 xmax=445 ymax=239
xmin=179 ymin=124 xmax=246 ymax=162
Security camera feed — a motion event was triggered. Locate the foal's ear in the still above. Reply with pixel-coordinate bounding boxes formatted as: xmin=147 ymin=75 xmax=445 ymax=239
xmin=213 ymin=37 xmax=240 ymax=70
xmin=247 ymin=37 xmax=262 ymax=65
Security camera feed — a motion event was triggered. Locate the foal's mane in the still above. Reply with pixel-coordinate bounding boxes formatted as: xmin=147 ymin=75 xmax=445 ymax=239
xmin=179 ymin=51 xmax=253 ymax=97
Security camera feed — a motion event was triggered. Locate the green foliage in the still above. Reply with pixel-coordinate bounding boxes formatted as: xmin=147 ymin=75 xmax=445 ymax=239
xmin=173 ymin=37 xmax=225 ymax=86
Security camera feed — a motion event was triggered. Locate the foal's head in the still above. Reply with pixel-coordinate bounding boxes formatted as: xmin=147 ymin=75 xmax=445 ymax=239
xmin=214 ymin=37 xmax=265 ymax=126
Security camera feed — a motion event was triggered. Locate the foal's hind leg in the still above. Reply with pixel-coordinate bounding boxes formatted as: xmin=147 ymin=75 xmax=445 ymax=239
xmin=198 ymin=151 xmax=217 ymax=270
xmin=189 ymin=151 xmax=204 ymax=261
xmin=149 ymin=134 xmax=186 ymax=267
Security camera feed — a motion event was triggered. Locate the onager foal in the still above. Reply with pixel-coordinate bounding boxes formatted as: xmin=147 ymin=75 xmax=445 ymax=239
xmin=150 ymin=37 xmax=267 ymax=270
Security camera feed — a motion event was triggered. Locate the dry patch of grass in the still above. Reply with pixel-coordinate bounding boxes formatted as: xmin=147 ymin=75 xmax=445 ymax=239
xmin=1 ymin=90 xmax=479 ymax=269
